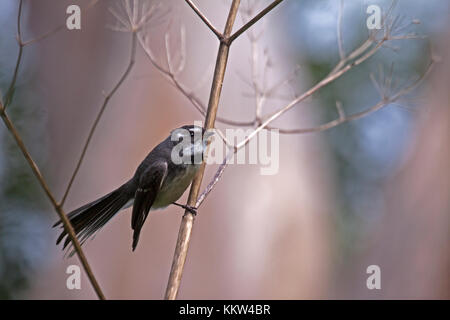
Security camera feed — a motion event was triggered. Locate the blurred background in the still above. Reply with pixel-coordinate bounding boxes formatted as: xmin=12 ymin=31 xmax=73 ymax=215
xmin=0 ymin=0 xmax=448 ymax=299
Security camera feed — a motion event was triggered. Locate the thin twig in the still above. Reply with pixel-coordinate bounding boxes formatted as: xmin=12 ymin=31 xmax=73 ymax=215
xmin=60 ymin=32 xmax=137 ymax=207
xmin=195 ymin=152 xmax=232 ymax=208
xmin=22 ymin=25 xmax=65 ymax=46
xmin=228 ymin=0 xmax=284 ymax=44
xmin=185 ymin=0 xmax=222 ymax=39
xmin=3 ymin=0 xmax=24 ymax=109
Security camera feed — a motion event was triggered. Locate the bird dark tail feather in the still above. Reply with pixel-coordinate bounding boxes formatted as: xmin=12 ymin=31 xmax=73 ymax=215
xmin=54 ymin=184 xmax=131 ymax=255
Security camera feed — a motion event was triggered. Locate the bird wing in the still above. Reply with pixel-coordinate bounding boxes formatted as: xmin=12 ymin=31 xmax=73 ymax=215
xmin=131 ymin=160 xmax=168 ymax=250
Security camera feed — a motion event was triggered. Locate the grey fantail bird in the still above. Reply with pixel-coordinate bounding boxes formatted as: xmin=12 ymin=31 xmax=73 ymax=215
xmin=54 ymin=125 xmax=213 ymax=252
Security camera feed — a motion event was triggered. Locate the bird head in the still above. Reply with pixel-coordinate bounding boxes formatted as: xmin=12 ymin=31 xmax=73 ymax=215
xmin=170 ymin=125 xmax=214 ymax=164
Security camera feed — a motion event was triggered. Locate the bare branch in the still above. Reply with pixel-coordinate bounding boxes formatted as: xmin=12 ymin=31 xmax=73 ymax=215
xmin=0 ymin=100 xmax=106 ymax=300
xmin=196 ymin=151 xmax=233 ymax=208
xmin=109 ymin=0 xmax=163 ymax=32
xmin=197 ymin=60 xmax=434 ymax=207
xmin=195 ymin=2 xmax=434 ymax=209
xmin=185 ymin=0 xmax=222 ymax=39
xmin=22 ymin=25 xmax=66 ymax=46
xmin=3 ymin=0 xmax=24 ymax=109
xmin=260 ymin=59 xmax=433 ymax=136
xmin=326 ymin=1 xmax=407 ymax=79
xmin=229 ymin=0 xmax=284 ymax=44
xmin=269 ymin=62 xmax=433 ymax=134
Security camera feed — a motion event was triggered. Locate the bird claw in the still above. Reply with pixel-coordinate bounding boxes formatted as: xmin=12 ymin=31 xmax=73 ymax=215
xmin=173 ymin=202 xmax=198 ymax=216
xmin=184 ymin=205 xmax=198 ymax=216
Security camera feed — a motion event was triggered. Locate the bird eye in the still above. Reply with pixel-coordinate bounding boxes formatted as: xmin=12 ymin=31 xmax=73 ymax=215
xmin=190 ymin=131 xmax=194 ymax=137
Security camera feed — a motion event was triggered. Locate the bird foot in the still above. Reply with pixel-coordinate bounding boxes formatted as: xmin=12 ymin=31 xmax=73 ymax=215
xmin=173 ymin=202 xmax=198 ymax=216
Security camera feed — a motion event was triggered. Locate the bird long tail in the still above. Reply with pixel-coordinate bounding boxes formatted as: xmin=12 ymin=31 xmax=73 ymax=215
xmin=54 ymin=184 xmax=131 ymax=255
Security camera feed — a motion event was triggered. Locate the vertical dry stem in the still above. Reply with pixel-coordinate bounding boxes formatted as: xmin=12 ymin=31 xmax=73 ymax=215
xmin=164 ymin=0 xmax=241 ymax=300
